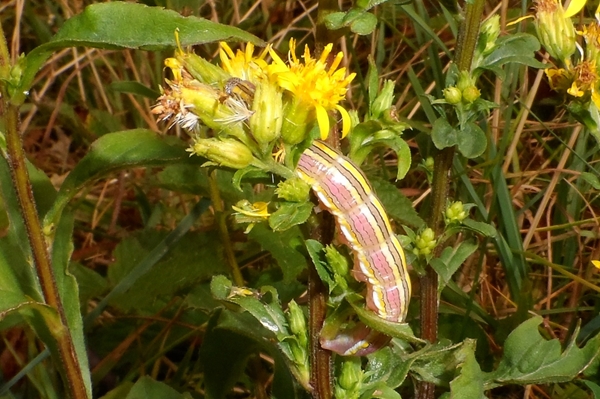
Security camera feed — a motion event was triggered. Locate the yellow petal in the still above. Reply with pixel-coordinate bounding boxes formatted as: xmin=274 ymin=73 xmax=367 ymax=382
xmin=336 ymin=105 xmax=352 ymax=138
xmin=507 ymin=15 xmax=533 ymax=27
xmin=316 ymin=105 xmax=330 ymax=139
xmin=565 ymin=0 xmax=586 ymax=18
xmin=567 ymin=82 xmax=584 ymax=97
xmin=592 ymin=260 xmax=600 ymax=269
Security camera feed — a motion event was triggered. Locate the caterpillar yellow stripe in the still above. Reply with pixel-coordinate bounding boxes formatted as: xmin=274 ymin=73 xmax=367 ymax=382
xmin=296 ymin=140 xmax=411 ymax=355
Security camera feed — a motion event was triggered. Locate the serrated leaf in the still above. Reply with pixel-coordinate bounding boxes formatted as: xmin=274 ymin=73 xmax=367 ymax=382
xmin=269 ymin=202 xmax=313 ymax=231
xmin=248 ymin=224 xmax=307 ymax=282
xmin=484 ymin=316 xmax=600 ymax=389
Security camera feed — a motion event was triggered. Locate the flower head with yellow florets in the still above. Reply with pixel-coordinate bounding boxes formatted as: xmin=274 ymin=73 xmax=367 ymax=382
xmin=269 ymin=39 xmax=356 ymax=142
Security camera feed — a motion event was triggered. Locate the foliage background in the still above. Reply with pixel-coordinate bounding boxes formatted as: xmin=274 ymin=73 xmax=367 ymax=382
xmin=1 ymin=0 xmax=600 ymax=398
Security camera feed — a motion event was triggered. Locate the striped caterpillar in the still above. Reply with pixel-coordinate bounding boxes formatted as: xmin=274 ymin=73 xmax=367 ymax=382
xmin=296 ymin=140 xmax=411 ymax=355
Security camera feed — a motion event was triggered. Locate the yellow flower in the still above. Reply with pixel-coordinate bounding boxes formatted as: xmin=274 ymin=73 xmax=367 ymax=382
xmin=592 ymin=260 xmax=600 ymax=269
xmin=270 ymin=39 xmax=355 ymax=140
xmin=219 ymin=42 xmax=270 ymax=84
xmin=568 ymin=60 xmax=599 ymax=98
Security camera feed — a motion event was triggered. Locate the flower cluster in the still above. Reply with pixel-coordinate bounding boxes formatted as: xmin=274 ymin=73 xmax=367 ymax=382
xmin=534 ymin=0 xmax=600 ymax=108
xmin=152 ymin=38 xmax=355 ymax=170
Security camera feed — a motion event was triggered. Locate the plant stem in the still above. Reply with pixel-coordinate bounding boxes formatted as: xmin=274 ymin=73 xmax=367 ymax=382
xmin=0 ymin=20 xmax=88 ymax=399
xmin=2 ymin=85 xmax=88 ymax=399
xmin=306 ymin=3 xmax=343 ymax=396
xmin=208 ymin=169 xmax=244 ymax=286
xmin=417 ymin=1 xmax=484 ymax=398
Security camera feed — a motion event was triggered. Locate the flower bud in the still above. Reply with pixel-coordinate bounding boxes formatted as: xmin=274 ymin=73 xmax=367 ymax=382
xmin=445 ymin=201 xmax=468 ymax=224
xmin=480 ymin=15 xmax=500 ymax=55
xmin=462 ymin=86 xmax=481 ymax=103
xmin=280 ymin=97 xmax=313 ymax=144
xmin=336 ymin=358 xmax=363 ymax=393
xmin=534 ymin=0 xmax=577 ymax=64
xmin=249 ymin=79 xmax=283 ymax=146
xmin=176 ymin=51 xmax=230 ymax=85
xmin=275 ymin=177 xmax=310 ymax=202
xmin=413 ymin=227 xmax=437 ymax=256
xmin=371 ymin=80 xmax=395 ymax=119
xmin=189 ymin=138 xmax=254 ymax=169
xmin=324 ymin=245 xmax=349 ymax=277
xmin=287 ymin=300 xmax=308 ymax=348
xmin=443 ymin=86 xmax=462 ymax=104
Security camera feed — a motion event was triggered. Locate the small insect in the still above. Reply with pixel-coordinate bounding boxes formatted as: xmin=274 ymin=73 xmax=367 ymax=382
xmin=220 ymin=77 xmax=256 ymax=106
xmin=296 ymin=140 xmax=411 ymax=355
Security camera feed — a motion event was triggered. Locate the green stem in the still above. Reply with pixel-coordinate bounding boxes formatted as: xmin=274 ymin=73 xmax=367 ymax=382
xmin=208 ymin=169 xmax=244 ymax=287
xmin=417 ymin=1 xmax=484 ymax=398
xmin=2 ymin=81 xmax=88 ymax=399
xmin=0 ymin=20 xmax=88 ymax=399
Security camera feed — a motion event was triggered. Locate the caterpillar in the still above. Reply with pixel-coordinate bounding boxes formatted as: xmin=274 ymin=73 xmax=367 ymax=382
xmin=296 ymin=140 xmax=411 ymax=355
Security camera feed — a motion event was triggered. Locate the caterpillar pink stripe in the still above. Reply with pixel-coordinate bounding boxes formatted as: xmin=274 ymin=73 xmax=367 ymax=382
xmin=296 ymin=141 xmax=411 ymax=355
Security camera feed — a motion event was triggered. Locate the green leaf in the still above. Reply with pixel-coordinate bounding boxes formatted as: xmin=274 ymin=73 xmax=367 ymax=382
xmin=431 ymin=117 xmax=458 ymax=150
xmin=478 ymin=33 xmax=545 ymax=79
xmin=248 ymin=224 xmax=307 ymax=283
xmin=430 ymin=241 xmax=478 ymax=289
xmin=582 ymin=380 xmax=600 ymax=398
xmin=462 ymin=219 xmax=497 ymax=238
xmin=44 ymin=129 xmax=195 ymax=230
xmin=18 ymin=3 xmax=263 ymax=103
xmin=109 ymin=81 xmax=160 ymax=99
xmin=125 ymin=376 xmax=187 ymax=399
xmin=581 ymin=172 xmax=600 ymax=190
xmin=223 ymin=286 xmax=289 ymax=340
xmin=484 ymin=316 xmax=600 ymax=388
xmin=350 ymin=12 xmax=378 ymax=35
xmin=51 ymin=210 xmax=92 ymax=396
xmin=365 ymin=347 xmax=412 ymax=389
xmin=324 ymin=12 xmax=346 ymax=30
xmin=348 ymin=297 xmax=423 ymax=344
xmin=200 ymin=309 xmax=299 ymax=399
xmin=107 ymin=229 xmax=227 ymax=313
xmin=457 ymin=122 xmax=487 ymax=159
xmin=449 ymin=341 xmax=486 ymax=399
xmin=305 ymin=239 xmax=335 ymax=288
xmin=70 ymin=262 xmax=108 ymax=311
xmin=408 ymin=339 xmax=465 ymax=386
xmin=370 ymin=178 xmax=425 ymax=228
xmin=269 ymin=202 xmax=313 ymax=231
